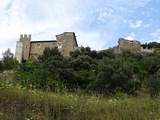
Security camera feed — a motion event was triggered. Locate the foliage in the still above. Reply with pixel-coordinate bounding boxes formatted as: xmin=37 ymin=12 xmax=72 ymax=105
xmin=0 ymin=61 xmax=3 ymax=71
xmin=1 ymin=48 xmax=18 ymax=70
xmin=14 ymin=46 xmax=160 ymax=97
xmin=1 ymin=85 xmax=160 ymax=120
xmin=147 ymin=42 xmax=160 ymax=48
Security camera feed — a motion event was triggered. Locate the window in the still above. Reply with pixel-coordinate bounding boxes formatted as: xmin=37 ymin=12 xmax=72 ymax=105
xmin=57 ymin=42 xmax=62 ymax=48
xmin=35 ymin=43 xmax=41 ymax=49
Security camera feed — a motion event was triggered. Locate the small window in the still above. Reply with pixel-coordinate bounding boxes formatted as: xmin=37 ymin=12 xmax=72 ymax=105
xmin=57 ymin=42 xmax=62 ymax=48
xmin=35 ymin=43 xmax=41 ymax=49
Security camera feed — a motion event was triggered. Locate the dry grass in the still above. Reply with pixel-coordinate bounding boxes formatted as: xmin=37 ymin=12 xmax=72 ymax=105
xmin=0 ymin=78 xmax=160 ymax=120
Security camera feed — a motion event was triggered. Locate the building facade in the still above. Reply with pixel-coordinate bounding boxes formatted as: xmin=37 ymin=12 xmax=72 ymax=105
xmin=99 ymin=38 xmax=156 ymax=54
xmin=113 ymin=38 xmax=142 ymax=53
xmin=15 ymin=32 xmax=79 ymax=63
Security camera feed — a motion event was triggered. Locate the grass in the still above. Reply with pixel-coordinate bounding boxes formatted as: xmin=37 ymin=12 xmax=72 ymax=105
xmin=0 ymin=83 xmax=160 ymax=120
xmin=0 ymin=75 xmax=160 ymax=120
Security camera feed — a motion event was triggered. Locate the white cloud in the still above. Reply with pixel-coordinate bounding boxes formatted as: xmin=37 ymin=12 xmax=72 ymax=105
xmin=144 ymin=23 xmax=151 ymax=28
xmin=151 ymin=29 xmax=160 ymax=42
xmin=76 ymin=31 xmax=108 ymax=50
xmin=0 ymin=0 xmax=153 ymax=57
xmin=129 ymin=20 xmax=143 ymax=29
xmin=126 ymin=33 xmax=136 ymax=40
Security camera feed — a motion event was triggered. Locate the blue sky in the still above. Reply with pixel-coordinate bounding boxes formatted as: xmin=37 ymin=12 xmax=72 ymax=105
xmin=0 ymin=0 xmax=160 ymax=56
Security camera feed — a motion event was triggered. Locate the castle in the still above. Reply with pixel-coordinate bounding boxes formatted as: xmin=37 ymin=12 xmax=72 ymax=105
xmin=113 ymin=38 xmax=154 ymax=54
xmin=15 ymin=32 xmax=80 ymax=63
xmin=15 ymin=32 xmax=158 ymax=63
xmin=97 ymin=38 xmax=156 ymax=54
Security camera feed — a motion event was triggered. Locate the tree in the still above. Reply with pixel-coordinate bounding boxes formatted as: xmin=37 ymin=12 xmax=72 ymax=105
xmin=87 ymin=53 xmax=143 ymax=94
xmin=2 ymin=48 xmax=15 ymax=70
xmin=149 ymin=69 xmax=160 ymax=98
xmin=0 ymin=60 xmax=3 ymax=71
xmin=142 ymin=53 xmax=160 ymax=98
xmin=147 ymin=42 xmax=160 ymax=48
xmin=38 ymin=47 xmax=63 ymax=62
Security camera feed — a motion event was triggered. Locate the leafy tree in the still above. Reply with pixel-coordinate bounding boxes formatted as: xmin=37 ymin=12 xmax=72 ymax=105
xmin=70 ymin=46 xmax=99 ymax=59
xmin=17 ymin=59 xmax=57 ymax=90
xmin=37 ymin=47 xmax=67 ymax=91
xmin=141 ymin=53 xmax=160 ymax=97
xmin=2 ymin=48 xmax=17 ymax=70
xmin=0 ymin=60 xmax=3 ymax=71
xmin=70 ymin=49 xmax=81 ymax=59
xmin=39 ymin=47 xmax=63 ymax=62
xmin=15 ymin=44 xmax=160 ymax=97
xmin=97 ymin=49 xmax=115 ymax=59
xmin=149 ymin=69 xmax=160 ymax=98
xmin=88 ymin=53 xmax=142 ymax=94
xmin=147 ymin=42 xmax=160 ymax=48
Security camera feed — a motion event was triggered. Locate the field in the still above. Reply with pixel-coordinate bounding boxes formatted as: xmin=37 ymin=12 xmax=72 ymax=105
xmin=0 ymin=83 xmax=160 ymax=120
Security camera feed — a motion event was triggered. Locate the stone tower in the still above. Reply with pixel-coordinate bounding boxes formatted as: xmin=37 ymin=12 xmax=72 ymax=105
xmin=15 ymin=41 xmax=23 ymax=63
xmin=19 ymin=34 xmax=31 ymax=61
xmin=56 ymin=32 xmax=78 ymax=56
xmin=15 ymin=32 xmax=80 ymax=63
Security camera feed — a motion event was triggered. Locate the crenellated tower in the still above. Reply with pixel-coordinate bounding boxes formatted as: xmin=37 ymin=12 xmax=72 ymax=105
xmin=15 ymin=32 xmax=80 ymax=63
xmin=19 ymin=34 xmax=31 ymax=61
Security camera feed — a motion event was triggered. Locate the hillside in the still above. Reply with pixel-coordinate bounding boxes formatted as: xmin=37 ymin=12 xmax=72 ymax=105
xmin=0 ymin=83 xmax=160 ymax=119
xmin=0 ymin=45 xmax=160 ymax=119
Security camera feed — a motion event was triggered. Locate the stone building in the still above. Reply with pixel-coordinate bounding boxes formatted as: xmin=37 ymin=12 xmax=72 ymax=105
xmin=113 ymin=38 xmax=141 ymax=53
xmin=141 ymin=45 xmax=154 ymax=53
xmin=104 ymin=38 xmax=155 ymax=54
xmin=15 ymin=32 xmax=79 ymax=63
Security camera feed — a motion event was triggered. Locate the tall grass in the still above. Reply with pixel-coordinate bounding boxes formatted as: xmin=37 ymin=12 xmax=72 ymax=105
xmin=0 ymin=83 xmax=160 ymax=120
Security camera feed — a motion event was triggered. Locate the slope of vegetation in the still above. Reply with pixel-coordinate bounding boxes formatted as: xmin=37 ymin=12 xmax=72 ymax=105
xmin=0 ymin=84 xmax=160 ymax=120
xmin=0 ymin=42 xmax=160 ymax=119
xmin=14 ymin=45 xmax=160 ymax=98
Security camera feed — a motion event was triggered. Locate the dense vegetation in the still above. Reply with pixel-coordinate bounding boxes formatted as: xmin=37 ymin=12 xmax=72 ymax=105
xmin=0 ymin=86 xmax=160 ymax=120
xmin=15 ymin=46 xmax=160 ymax=97
xmin=0 ymin=42 xmax=160 ymax=119
xmin=0 ymin=48 xmax=18 ymax=71
xmin=1 ymin=42 xmax=160 ymax=98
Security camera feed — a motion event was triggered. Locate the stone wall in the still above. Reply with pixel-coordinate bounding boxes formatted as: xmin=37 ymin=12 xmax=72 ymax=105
xmin=19 ymin=34 xmax=31 ymax=60
xmin=56 ymin=32 xmax=79 ymax=56
xmin=113 ymin=38 xmax=141 ymax=53
xmin=30 ymin=41 xmax=57 ymax=58
xmin=15 ymin=32 xmax=80 ymax=63
xmin=141 ymin=46 xmax=154 ymax=53
xmin=15 ymin=41 xmax=23 ymax=63
xmin=118 ymin=38 xmax=141 ymax=53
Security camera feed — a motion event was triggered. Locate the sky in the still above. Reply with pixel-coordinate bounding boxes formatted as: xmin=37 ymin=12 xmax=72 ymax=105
xmin=0 ymin=0 xmax=160 ymax=57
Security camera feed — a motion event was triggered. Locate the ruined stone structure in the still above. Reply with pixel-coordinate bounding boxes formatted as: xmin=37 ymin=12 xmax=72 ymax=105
xmin=141 ymin=45 xmax=154 ymax=53
xmin=15 ymin=32 xmax=159 ymax=63
xmin=113 ymin=38 xmax=141 ymax=53
xmin=15 ymin=32 xmax=79 ymax=63
xmin=106 ymin=38 xmax=155 ymax=54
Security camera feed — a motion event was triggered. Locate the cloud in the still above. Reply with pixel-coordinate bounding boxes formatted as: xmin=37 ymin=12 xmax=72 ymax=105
xmin=144 ymin=23 xmax=151 ymax=28
xmin=126 ymin=33 xmax=136 ymax=40
xmin=129 ymin=20 xmax=143 ymax=29
xmin=151 ymin=29 xmax=160 ymax=42
xmin=0 ymin=0 xmax=153 ymax=57
xmin=76 ymin=31 xmax=110 ymax=50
